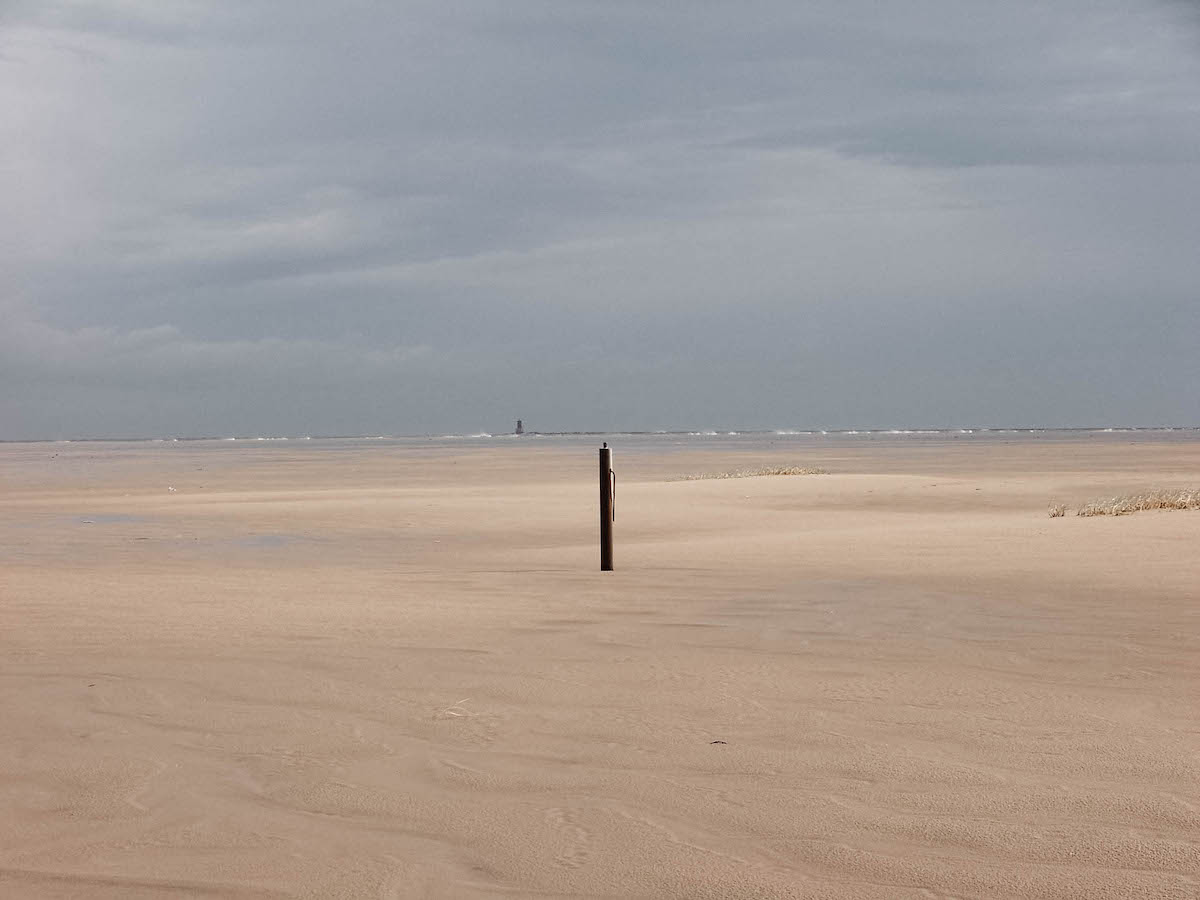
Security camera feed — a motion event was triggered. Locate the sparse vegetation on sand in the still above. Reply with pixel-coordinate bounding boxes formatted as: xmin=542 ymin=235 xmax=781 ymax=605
xmin=1074 ymin=489 xmax=1200 ymax=517
xmin=1048 ymin=503 xmax=1067 ymax=518
xmin=677 ymin=466 xmax=828 ymax=481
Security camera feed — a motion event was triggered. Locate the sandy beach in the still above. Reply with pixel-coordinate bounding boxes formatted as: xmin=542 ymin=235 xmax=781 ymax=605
xmin=1 ymin=433 xmax=1197 ymax=899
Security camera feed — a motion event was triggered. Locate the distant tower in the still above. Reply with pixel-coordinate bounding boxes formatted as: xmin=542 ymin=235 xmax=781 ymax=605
xmin=515 ymin=419 xmax=524 ymax=435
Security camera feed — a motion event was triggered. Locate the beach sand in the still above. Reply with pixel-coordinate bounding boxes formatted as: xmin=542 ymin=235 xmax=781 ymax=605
xmin=1 ymin=436 xmax=1198 ymax=899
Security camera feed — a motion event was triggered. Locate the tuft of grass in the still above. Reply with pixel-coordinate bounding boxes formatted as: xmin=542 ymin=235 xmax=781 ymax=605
xmin=676 ymin=465 xmax=828 ymax=481
xmin=1048 ymin=503 xmax=1067 ymax=518
xmin=1076 ymin=488 xmax=1200 ymax=517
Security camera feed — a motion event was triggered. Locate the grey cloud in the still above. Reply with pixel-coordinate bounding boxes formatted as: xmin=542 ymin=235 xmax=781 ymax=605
xmin=2 ymin=0 xmax=1198 ymax=438
xmin=0 ymin=309 xmax=437 ymax=389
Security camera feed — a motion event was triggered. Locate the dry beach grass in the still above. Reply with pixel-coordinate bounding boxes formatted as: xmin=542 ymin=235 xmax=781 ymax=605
xmin=1 ymin=435 xmax=1198 ymax=899
xmin=1075 ymin=487 xmax=1200 ymax=517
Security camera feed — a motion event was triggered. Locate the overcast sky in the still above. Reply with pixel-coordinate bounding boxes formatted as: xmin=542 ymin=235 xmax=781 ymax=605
xmin=3 ymin=0 xmax=1198 ymax=438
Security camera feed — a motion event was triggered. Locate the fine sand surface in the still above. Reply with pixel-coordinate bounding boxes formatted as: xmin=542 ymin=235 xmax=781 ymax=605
xmin=2 ymin=436 xmax=1198 ymax=899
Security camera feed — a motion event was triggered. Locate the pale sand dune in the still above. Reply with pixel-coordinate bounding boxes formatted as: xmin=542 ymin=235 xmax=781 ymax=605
xmin=1 ymin=438 xmax=1198 ymax=899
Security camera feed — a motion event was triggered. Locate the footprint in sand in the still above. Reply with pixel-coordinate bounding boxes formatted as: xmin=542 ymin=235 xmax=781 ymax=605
xmin=544 ymin=806 xmax=592 ymax=869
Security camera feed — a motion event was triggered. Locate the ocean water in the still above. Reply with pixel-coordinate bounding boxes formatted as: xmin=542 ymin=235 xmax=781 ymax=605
xmin=9 ymin=426 xmax=1199 ymax=455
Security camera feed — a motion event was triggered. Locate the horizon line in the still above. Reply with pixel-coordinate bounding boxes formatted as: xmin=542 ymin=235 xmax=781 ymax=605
xmin=3 ymin=425 xmax=1199 ymax=445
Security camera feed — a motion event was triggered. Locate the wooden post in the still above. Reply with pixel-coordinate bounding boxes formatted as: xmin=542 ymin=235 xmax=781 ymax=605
xmin=599 ymin=443 xmax=614 ymax=571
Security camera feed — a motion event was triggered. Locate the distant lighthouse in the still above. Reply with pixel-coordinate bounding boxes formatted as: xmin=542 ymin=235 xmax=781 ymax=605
xmin=514 ymin=419 xmax=524 ymax=435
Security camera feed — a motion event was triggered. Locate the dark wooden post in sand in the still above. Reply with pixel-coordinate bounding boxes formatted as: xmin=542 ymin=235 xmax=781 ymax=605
xmin=599 ymin=443 xmax=614 ymax=571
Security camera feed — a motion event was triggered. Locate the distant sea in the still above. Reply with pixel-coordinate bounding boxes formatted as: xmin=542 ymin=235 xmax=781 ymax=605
xmin=6 ymin=427 xmax=1199 ymax=452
